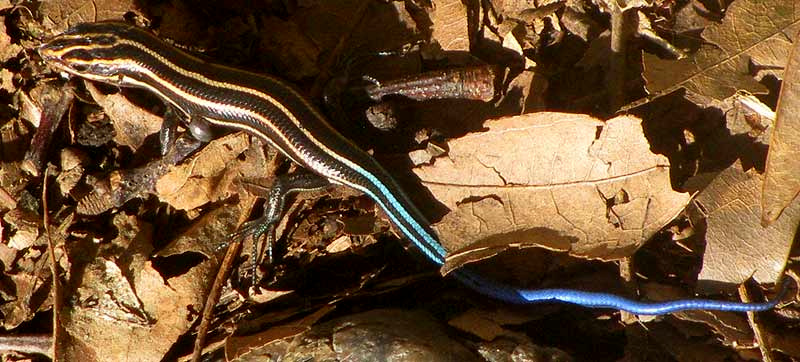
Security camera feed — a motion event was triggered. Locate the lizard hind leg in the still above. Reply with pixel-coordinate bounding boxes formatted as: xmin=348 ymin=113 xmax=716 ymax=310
xmin=231 ymin=172 xmax=331 ymax=287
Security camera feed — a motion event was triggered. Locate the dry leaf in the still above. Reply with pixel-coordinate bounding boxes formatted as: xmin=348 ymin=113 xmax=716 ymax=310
xmin=0 ymin=20 xmax=22 ymax=64
xmin=430 ymin=0 xmax=470 ymax=51
xmin=62 ymin=213 xmax=213 ymax=362
xmin=629 ymin=322 xmax=736 ymax=361
xmin=670 ymin=0 xmax=718 ymax=34
xmin=39 ymin=0 xmax=140 ymax=30
xmin=85 ymin=84 xmax=163 ymax=152
xmin=476 ymin=338 xmax=572 ymax=362
xmin=446 ymin=307 xmax=542 ymax=342
xmin=291 ymin=0 xmax=417 ymax=59
xmin=156 ymin=132 xmax=251 ymax=211
xmin=225 ymin=305 xmax=333 ymax=360
xmin=694 ymin=163 xmax=794 ymax=285
xmin=156 ymin=197 xmax=252 ymax=260
xmin=280 ymin=309 xmax=478 ymax=361
xmin=642 ymin=0 xmax=800 ymax=102
xmin=762 ymin=28 xmax=800 ymax=224
xmin=415 ymin=113 xmax=690 ymax=265
xmin=258 ymin=16 xmax=320 ymax=81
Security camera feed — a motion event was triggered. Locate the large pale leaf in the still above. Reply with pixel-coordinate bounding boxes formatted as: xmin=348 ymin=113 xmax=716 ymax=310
xmin=414 ymin=113 xmax=691 ymax=265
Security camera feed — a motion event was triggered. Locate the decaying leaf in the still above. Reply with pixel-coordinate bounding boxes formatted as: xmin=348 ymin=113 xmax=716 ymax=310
xmin=280 ymin=309 xmax=478 ymax=361
xmin=762 ymin=28 xmax=800 ymax=225
xmin=84 ymin=84 xmax=162 ymax=152
xmin=430 ymin=0 xmax=470 ymax=52
xmin=156 ymin=132 xmax=251 ymax=211
xmin=0 ymin=20 xmax=22 ymax=64
xmin=62 ymin=213 xmax=214 ymax=362
xmin=643 ymin=0 xmax=799 ymax=102
xmin=224 ymin=305 xmax=332 ymax=359
xmin=694 ymin=163 xmax=794 ymax=286
xmin=39 ymin=0 xmax=141 ymax=30
xmin=415 ymin=112 xmax=691 ymax=266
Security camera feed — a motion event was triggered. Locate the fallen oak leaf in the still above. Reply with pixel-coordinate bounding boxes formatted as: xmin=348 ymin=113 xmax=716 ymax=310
xmin=413 ymin=112 xmax=691 ymax=272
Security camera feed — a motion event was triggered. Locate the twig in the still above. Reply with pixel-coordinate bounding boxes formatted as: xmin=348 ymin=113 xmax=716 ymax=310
xmin=190 ymin=229 xmax=244 ymax=362
xmin=42 ymin=167 xmax=60 ymax=361
xmin=0 ymin=334 xmax=52 ymax=357
xmin=607 ymin=6 xmax=635 ymax=112
xmin=740 ymin=282 xmax=772 ymax=362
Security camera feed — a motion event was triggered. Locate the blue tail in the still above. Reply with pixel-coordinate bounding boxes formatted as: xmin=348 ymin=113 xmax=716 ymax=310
xmin=452 ymin=268 xmax=788 ymax=315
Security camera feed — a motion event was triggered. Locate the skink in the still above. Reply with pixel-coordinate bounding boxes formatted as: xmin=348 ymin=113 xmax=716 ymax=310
xmin=37 ymin=21 xmax=786 ymax=314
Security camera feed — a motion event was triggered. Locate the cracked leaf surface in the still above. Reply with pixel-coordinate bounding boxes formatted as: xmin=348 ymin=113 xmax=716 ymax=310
xmin=414 ymin=112 xmax=690 ymax=263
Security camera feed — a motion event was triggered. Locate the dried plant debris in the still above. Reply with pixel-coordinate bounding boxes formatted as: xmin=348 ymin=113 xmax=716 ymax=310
xmin=418 ymin=113 xmax=690 ymax=269
xmin=694 ymin=163 xmax=795 ymax=286
xmin=60 ymin=213 xmax=215 ymax=362
xmin=763 ymin=27 xmax=800 ymax=225
xmin=642 ymin=0 xmax=799 ymax=102
xmin=0 ymin=0 xmax=798 ymax=361
xmin=278 ymin=309 xmax=481 ymax=361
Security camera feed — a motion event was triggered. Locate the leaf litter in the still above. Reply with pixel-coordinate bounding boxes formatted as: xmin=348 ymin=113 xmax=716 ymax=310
xmin=0 ymin=0 xmax=797 ymax=360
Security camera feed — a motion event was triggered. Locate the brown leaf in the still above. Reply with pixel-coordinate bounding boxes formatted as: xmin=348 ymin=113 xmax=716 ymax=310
xmin=762 ymin=28 xmax=800 ymax=224
xmin=156 ymin=132 xmax=251 ymax=211
xmin=224 ymin=305 xmax=332 ymax=360
xmin=642 ymin=0 xmax=800 ymax=102
xmin=627 ymin=322 xmax=736 ymax=361
xmin=694 ymin=163 xmax=794 ymax=285
xmin=414 ymin=113 xmax=690 ymax=268
xmin=280 ymin=309 xmax=480 ymax=361
xmin=39 ymin=0 xmax=141 ymax=30
xmin=85 ymin=84 xmax=162 ymax=152
xmin=61 ymin=213 xmax=213 ymax=362
xmin=430 ymin=0 xmax=470 ymax=51
xmin=156 ymin=197 xmax=250 ymax=260
xmin=0 ymin=20 xmax=21 ymax=65
xmin=258 ymin=16 xmax=320 ymax=81
xmin=447 ymin=307 xmax=543 ymax=341
xmin=291 ymin=0 xmax=417 ymax=62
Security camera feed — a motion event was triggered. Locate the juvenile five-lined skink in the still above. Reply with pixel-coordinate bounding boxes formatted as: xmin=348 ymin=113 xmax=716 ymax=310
xmin=37 ymin=21 xmax=786 ymax=314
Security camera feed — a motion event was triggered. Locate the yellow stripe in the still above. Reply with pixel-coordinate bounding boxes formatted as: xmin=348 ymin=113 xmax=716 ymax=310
xmin=59 ymin=40 xmax=373 ymax=186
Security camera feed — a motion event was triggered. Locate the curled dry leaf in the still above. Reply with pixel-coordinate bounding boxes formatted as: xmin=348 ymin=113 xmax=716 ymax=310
xmin=762 ymin=27 xmax=800 ymax=225
xmin=642 ymin=0 xmax=799 ymax=102
xmin=414 ymin=112 xmax=691 ymax=269
xmin=695 ymin=163 xmax=794 ymax=286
